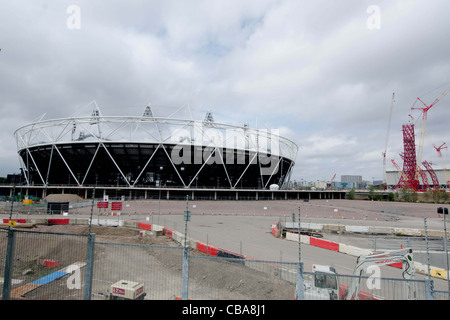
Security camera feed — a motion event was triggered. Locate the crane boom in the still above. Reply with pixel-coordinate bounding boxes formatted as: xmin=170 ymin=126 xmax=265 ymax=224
xmin=346 ymin=248 xmax=416 ymax=300
xmin=411 ymin=86 xmax=450 ymax=171
xmin=383 ymin=93 xmax=395 ymax=185
xmin=434 ymin=143 xmax=450 ymax=188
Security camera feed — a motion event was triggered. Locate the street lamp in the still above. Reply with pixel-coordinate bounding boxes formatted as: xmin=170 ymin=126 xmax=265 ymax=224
xmin=437 ymin=207 xmax=449 ymax=295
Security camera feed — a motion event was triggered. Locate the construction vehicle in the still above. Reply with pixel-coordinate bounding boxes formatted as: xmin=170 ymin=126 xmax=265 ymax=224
xmin=303 ymin=264 xmax=340 ymax=300
xmin=109 ymin=280 xmax=146 ymax=300
xmin=304 ymin=248 xmax=416 ymax=300
xmin=344 ymin=248 xmax=416 ymax=300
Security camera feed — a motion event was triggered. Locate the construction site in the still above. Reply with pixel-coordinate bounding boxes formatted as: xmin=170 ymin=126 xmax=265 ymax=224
xmin=1 ymin=86 xmax=450 ymax=304
xmin=383 ymin=85 xmax=450 ymax=191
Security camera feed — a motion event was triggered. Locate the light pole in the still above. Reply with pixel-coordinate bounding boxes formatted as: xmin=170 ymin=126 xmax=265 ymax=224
xmin=182 ymin=195 xmax=191 ymax=300
xmin=296 ymin=206 xmax=304 ymax=300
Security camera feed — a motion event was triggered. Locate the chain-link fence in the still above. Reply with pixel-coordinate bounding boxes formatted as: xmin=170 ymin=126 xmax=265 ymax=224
xmin=1 ymin=227 xmax=448 ymax=300
xmin=91 ymin=243 xmax=183 ymax=300
xmin=1 ymin=228 xmax=90 ymax=300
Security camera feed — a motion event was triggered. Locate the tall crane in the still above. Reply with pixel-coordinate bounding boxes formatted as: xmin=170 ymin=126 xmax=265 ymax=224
xmin=382 ymin=93 xmax=395 ymax=188
xmin=422 ymin=160 xmax=440 ymax=190
xmin=433 ymin=142 xmax=450 ymax=188
xmin=411 ymin=86 xmax=450 ymax=173
xmin=345 ymin=248 xmax=416 ymax=300
xmin=326 ymin=173 xmax=336 ymax=190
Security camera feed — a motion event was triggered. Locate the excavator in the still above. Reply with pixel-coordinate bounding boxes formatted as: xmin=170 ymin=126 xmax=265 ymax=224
xmin=304 ymin=248 xmax=416 ymax=300
xmin=344 ymin=248 xmax=416 ymax=300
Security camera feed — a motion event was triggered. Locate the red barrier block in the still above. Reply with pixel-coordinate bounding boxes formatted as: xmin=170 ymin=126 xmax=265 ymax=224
xmin=48 ymin=219 xmax=69 ymax=225
xmin=196 ymin=242 xmax=218 ymax=256
xmin=138 ymin=222 xmax=152 ymax=231
xmin=3 ymin=219 xmax=27 ymax=223
xmin=197 ymin=242 xmax=207 ymax=253
xmin=310 ymin=237 xmax=339 ymax=251
xmin=207 ymin=245 xmax=218 ymax=256
xmin=163 ymin=228 xmax=173 ymax=238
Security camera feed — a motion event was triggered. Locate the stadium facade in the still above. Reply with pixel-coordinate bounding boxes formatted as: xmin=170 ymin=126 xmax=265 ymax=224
xmin=14 ymin=104 xmax=298 ymax=190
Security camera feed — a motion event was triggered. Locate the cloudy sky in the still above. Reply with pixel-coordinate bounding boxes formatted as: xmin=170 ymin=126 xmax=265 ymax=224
xmin=1 ymin=0 xmax=450 ymax=184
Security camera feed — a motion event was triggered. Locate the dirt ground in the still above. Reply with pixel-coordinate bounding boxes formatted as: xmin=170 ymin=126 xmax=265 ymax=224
xmin=8 ymin=224 xmax=295 ymax=300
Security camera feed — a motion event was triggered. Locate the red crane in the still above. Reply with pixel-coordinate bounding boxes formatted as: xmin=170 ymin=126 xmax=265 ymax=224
xmin=326 ymin=173 xmax=336 ymax=190
xmin=382 ymin=92 xmax=395 ymax=187
xmin=411 ymin=86 xmax=450 ymax=168
xmin=422 ymin=161 xmax=440 ymax=190
xmin=433 ymin=142 xmax=450 ymax=188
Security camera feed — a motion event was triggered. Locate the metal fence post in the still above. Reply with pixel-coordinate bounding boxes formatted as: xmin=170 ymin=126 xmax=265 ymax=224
xmin=84 ymin=233 xmax=96 ymax=300
xmin=181 ymin=196 xmax=190 ymax=300
xmin=425 ymin=278 xmax=435 ymax=300
xmin=296 ymin=207 xmax=304 ymax=300
xmin=296 ymin=262 xmax=304 ymax=300
xmin=2 ymin=228 xmax=16 ymax=300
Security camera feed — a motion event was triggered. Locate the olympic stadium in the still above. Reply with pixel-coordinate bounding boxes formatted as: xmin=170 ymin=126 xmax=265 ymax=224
xmin=13 ymin=104 xmax=298 ymax=191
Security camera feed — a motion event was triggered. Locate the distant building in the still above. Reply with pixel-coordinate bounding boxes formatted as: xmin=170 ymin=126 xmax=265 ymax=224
xmin=334 ymin=181 xmax=358 ymax=190
xmin=341 ymin=175 xmax=363 ymax=189
xmin=386 ymin=169 xmax=449 ymax=189
xmin=341 ymin=175 xmax=362 ymax=183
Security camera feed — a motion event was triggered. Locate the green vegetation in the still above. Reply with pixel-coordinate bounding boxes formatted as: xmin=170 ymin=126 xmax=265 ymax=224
xmin=350 ymin=184 xmax=449 ymax=204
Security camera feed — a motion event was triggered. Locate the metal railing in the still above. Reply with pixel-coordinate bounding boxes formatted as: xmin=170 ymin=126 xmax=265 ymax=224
xmin=371 ymin=236 xmax=448 ymax=252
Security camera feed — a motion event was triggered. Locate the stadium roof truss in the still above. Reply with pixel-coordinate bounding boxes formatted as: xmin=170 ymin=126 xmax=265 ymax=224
xmin=14 ymin=104 xmax=298 ymax=189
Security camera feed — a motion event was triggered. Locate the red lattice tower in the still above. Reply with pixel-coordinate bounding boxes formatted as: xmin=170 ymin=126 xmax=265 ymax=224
xmin=422 ymin=160 xmax=440 ymax=189
xmin=398 ymin=124 xmax=419 ymax=190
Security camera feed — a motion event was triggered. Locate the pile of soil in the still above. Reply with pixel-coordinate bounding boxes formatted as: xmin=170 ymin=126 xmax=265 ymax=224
xmin=44 ymin=194 xmax=84 ymax=203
